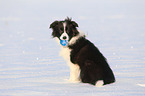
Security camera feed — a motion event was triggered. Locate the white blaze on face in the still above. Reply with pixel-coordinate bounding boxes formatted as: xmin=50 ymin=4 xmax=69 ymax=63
xmin=60 ymin=22 xmax=69 ymax=40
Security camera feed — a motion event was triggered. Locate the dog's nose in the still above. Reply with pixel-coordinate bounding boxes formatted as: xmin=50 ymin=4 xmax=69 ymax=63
xmin=63 ymin=36 xmax=67 ymax=40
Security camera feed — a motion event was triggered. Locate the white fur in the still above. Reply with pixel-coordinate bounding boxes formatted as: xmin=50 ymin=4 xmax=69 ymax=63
xmin=59 ymin=46 xmax=80 ymax=82
xmin=63 ymin=22 xmax=66 ymax=33
xmin=60 ymin=23 xmax=69 ymax=40
xmin=95 ymin=80 xmax=104 ymax=87
xmin=55 ymin=30 xmax=85 ymax=82
xmin=69 ymin=63 xmax=80 ymax=82
xmin=59 ymin=32 xmax=85 ymax=82
xmin=69 ymin=31 xmax=85 ymax=45
xmin=60 ymin=32 xmax=69 ymax=40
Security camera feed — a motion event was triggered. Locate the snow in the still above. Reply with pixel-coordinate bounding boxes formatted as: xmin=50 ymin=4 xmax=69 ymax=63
xmin=0 ymin=0 xmax=145 ymax=96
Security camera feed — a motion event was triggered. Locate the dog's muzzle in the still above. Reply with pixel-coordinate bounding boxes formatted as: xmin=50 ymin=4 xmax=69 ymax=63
xmin=60 ymin=32 xmax=69 ymax=40
xmin=60 ymin=32 xmax=69 ymax=46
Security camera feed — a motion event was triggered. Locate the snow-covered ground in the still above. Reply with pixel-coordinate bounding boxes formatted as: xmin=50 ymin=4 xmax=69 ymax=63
xmin=0 ymin=0 xmax=145 ymax=96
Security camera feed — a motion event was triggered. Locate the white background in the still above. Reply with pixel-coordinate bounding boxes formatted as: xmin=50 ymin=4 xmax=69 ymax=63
xmin=0 ymin=0 xmax=145 ymax=96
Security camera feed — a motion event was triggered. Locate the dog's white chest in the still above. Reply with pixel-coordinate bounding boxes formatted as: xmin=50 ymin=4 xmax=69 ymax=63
xmin=60 ymin=47 xmax=71 ymax=62
xmin=59 ymin=47 xmax=80 ymax=82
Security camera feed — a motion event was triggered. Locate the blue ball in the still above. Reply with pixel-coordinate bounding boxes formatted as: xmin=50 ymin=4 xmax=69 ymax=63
xmin=60 ymin=40 xmax=68 ymax=46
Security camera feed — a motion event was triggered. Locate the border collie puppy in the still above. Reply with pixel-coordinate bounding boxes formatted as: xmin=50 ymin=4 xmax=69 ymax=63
xmin=49 ymin=18 xmax=115 ymax=86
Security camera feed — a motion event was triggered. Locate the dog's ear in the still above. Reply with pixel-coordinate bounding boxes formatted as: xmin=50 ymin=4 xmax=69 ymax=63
xmin=49 ymin=21 xmax=59 ymax=38
xmin=49 ymin=21 xmax=59 ymax=29
xmin=70 ymin=21 xmax=79 ymax=36
xmin=71 ymin=21 xmax=79 ymax=28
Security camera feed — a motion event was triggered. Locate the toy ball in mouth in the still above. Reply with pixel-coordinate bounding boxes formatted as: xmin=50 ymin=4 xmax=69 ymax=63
xmin=60 ymin=40 xmax=68 ymax=46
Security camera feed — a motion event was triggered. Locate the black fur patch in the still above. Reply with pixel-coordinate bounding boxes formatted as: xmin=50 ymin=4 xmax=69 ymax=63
xmin=69 ymin=37 xmax=115 ymax=85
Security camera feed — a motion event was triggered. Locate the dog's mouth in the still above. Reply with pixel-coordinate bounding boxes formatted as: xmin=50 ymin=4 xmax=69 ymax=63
xmin=60 ymin=36 xmax=69 ymax=46
xmin=60 ymin=39 xmax=68 ymax=46
xmin=59 ymin=32 xmax=69 ymax=46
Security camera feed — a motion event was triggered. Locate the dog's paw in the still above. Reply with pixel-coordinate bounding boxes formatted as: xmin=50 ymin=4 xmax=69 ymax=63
xmin=69 ymin=78 xmax=81 ymax=83
xmin=95 ymin=80 xmax=104 ymax=87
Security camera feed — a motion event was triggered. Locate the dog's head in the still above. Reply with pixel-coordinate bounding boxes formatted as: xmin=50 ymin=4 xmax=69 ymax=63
xmin=49 ymin=18 xmax=79 ymax=44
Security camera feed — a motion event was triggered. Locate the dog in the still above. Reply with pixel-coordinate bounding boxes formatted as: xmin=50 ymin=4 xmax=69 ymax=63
xmin=49 ymin=17 xmax=115 ymax=86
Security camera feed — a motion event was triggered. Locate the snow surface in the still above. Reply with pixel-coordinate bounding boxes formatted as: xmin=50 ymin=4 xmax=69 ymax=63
xmin=0 ymin=0 xmax=145 ymax=96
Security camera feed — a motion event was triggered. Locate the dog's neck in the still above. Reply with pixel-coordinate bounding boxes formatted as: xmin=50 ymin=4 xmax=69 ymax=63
xmin=68 ymin=31 xmax=85 ymax=46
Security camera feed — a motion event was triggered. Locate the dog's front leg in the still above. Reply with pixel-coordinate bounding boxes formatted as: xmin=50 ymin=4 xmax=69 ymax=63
xmin=68 ymin=62 xmax=80 ymax=82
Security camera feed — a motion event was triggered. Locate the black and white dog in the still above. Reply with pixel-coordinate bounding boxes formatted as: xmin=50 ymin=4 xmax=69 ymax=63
xmin=49 ymin=18 xmax=115 ymax=86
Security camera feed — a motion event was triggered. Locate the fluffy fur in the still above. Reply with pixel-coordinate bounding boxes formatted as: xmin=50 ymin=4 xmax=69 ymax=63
xmin=49 ymin=17 xmax=115 ymax=86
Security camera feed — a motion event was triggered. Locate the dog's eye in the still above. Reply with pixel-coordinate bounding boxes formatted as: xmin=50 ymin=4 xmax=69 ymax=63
xmin=60 ymin=28 xmax=63 ymax=31
xmin=65 ymin=26 xmax=68 ymax=30
xmin=65 ymin=27 xmax=69 ymax=33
